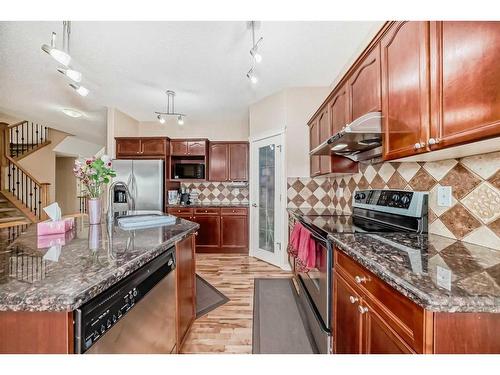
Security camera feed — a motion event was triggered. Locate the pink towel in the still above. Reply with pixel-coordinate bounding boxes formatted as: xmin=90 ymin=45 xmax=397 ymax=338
xmin=287 ymin=223 xmax=317 ymax=272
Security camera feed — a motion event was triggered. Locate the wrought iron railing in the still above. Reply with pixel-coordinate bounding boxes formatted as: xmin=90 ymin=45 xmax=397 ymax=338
xmin=78 ymin=195 xmax=88 ymax=213
xmin=7 ymin=121 xmax=50 ymax=159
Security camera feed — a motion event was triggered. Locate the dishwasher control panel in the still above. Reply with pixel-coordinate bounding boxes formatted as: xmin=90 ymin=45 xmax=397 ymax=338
xmin=74 ymin=248 xmax=175 ymax=353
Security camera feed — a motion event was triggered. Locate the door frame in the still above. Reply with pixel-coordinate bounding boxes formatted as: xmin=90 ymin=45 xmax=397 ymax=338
xmin=249 ymin=130 xmax=289 ymax=270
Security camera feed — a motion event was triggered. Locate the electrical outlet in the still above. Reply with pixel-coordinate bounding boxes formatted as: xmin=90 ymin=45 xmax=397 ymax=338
xmin=233 ymin=188 xmax=239 ymax=195
xmin=437 ymin=186 xmax=452 ymax=207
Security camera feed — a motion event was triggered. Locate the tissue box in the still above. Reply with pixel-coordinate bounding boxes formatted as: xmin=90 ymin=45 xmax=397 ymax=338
xmin=37 ymin=217 xmax=74 ymax=236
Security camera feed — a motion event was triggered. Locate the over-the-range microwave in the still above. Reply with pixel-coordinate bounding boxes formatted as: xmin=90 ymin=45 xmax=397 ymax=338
xmin=173 ymin=163 xmax=205 ymax=180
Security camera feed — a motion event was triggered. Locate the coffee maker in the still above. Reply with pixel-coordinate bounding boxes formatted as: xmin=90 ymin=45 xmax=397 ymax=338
xmin=179 ymin=187 xmax=190 ymax=205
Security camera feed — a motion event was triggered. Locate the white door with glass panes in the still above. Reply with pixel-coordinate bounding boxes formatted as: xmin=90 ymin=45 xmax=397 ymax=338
xmin=249 ymin=133 xmax=284 ymax=267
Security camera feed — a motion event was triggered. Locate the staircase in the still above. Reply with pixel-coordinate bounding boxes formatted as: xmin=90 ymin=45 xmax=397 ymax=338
xmin=0 ymin=121 xmax=52 ymax=226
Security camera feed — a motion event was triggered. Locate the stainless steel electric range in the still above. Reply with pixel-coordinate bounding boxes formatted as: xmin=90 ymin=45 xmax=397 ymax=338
xmin=290 ymin=189 xmax=428 ymax=354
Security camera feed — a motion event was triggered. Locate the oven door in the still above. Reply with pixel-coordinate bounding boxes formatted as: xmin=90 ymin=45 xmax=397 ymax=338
xmin=296 ymin=222 xmax=332 ymax=329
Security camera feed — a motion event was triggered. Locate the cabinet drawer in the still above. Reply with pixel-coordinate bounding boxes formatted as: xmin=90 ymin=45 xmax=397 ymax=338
xmin=221 ymin=207 xmax=248 ymax=216
xmin=194 ymin=207 xmax=221 ymax=216
xmin=168 ymin=207 xmax=193 ymax=215
xmin=335 ymin=248 xmax=427 ymax=353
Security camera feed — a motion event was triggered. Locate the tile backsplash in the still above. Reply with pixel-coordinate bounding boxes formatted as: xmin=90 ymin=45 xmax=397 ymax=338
xmin=287 ymin=151 xmax=500 ymax=250
xmin=181 ymin=182 xmax=249 ymax=204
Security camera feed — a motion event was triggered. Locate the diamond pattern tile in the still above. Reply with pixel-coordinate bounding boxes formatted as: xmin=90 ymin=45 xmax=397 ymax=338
xmin=488 ymin=218 xmax=500 ymax=238
xmin=386 ymin=172 xmax=407 ymax=189
xmin=440 ymin=204 xmax=482 ymax=239
xmin=378 ymin=163 xmax=396 ymax=183
xmin=462 ymin=182 xmax=500 ymax=224
xmin=460 ymin=151 xmax=500 ymax=179
xmin=370 ymin=174 xmax=386 ymax=189
xmin=440 ymin=164 xmax=481 ymax=199
xmin=409 ymin=168 xmax=437 ymax=191
xmin=423 ymin=159 xmax=458 ymax=181
xmin=488 ymin=169 xmax=500 ymax=190
xmin=396 ymin=162 xmax=421 ymax=182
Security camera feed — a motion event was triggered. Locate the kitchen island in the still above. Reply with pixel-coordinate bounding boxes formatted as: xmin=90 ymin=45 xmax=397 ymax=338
xmin=0 ymin=213 xmax=199 ymax=353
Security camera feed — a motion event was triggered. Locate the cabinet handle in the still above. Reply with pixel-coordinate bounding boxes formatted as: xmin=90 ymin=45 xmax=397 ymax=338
xmin=413 ymin=142 xmax=426 ymax=150
xmin=354 ymin=275 xmax=367 ymax=284
xmin=358 ymin=305 xmax=369 ymax=314
xmin=349 ymin=296 xmax=358 ymax=304
xmin=428 ymin=138 xmax=440 ymax=145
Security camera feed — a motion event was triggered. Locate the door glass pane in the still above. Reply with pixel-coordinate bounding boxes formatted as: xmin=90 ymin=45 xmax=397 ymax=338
xmin=258 ymin=144 xmax=275 ymax=252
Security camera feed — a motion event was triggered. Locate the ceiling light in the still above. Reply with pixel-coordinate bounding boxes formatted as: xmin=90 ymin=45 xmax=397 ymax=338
xmin=62 ymin=108 xmax=83 ymax=118
xmin=250 ymin=37 xmax=263 ymax=63
xmin=331 ymin=143 xmax=348 ymax=151
xmin=42 ymin=33 xmax=71 ymax=66
xmin=57 ymin=67 xmax=82 ymax=82
xmin=155 ymin=90 xmax=186 ymax=124
xmin=70 ymin=83 xmax=89 ymax=97
xmin=247 ymin=69 xmax=258 ymax=84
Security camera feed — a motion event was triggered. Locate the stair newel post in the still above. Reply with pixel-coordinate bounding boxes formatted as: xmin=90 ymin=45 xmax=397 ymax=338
xmin=39 ymin=183 xmax=50 ymax=220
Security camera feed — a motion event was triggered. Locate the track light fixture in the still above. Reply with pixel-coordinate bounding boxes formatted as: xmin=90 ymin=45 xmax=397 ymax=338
xmin=42 ymin=21 xmax=89 ymax=97
xmin=246 ymin=21 xmax=263 ymax=84
xmin=155 ymin=90 xmax=186 ymax=125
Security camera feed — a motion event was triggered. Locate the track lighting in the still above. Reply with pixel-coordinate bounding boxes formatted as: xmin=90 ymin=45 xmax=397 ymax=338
xmin=250 ymin=37 xmax=263 ymax=63
xmin=57 ymin=67 xmax=82 ymax=82
xmin=70 ymin=83 xmax=89 ymax=97
xmin=42 ymin=32 xmax=71 ymax=66
xmin=155 ymin=90 xmax=186 ymax=125
xmin=247 ymin=68 xmax=258 ymax=84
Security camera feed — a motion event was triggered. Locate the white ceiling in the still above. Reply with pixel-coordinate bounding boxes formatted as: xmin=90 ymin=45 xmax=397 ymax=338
xmin=0 ymin=21 xmax=382 ymax=145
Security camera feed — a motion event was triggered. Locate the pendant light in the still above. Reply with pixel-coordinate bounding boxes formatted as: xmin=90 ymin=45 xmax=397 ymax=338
xmin=155 ymin=90 xmax=186 ymax=125
xmin=246 ymin=21 xmax=263 ymax=84
xmin=41 ymin=32 xmax=71 ymax=66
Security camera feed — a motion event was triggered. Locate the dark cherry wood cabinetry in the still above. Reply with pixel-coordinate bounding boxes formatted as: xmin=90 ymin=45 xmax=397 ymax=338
xmin=333 ymin=247 xmax=500 ymax=354
xmin=348 ymin=43 xmax=381 ymax=120
xmin=115 ymin=137 xmax=168 ymax=159
xmin=381 ymin=21 xmax=431 ymax=160
xmin=170 ymin=139 xmax=207 ymax=156
xmin=309 ymin=119 xmax=321 ymax=177
xmin=208 ymin=142 xmax=249 ymax=181
xmin=167 ymin=206 xmax=248 ymax=254
xmin=429 ymin=21 xmax=500 ymax=150
xmin=175 ymin=234 xmax=196 ymax=352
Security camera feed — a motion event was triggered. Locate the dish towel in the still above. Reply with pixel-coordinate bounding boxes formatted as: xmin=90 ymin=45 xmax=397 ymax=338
xmin=287 ymin=223 xmax=317 ymax=272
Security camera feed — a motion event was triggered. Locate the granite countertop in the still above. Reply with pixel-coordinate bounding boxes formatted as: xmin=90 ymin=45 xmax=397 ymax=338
xmin=0 ymin=213 xmax=199 ymax=312
xmin=167 ymin=202 xmax=249 ymax=208
xmin=288 ymin=209 xmax=500 ymax=313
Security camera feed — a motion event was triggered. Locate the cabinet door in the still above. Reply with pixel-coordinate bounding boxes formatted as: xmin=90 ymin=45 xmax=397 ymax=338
xmin=175 ymin=234 xmax=196 ymax=350
xmin=430 ymin=21 xmax=500 ymax=149
xmin=220 ymin=215 xmax=248 ymax=252
xmin=381 ymin=21 xmax=431 ymax=160
xmin=348 ymin=43 xmax=381 ymax=121
xmin=309 ymin=120 xmax=321 ymax=177
xmin=187 ymin=141 xmax=206 ymax=156
xmin=192 ymin=215 xmax=220 ymax=251
xmin=229 ymin=143 xmax=249 ymax=181
xmin=329 ymin=84 xmax=350 ymax=134
xmin=208 ymin=143 xmax=228 ymax=181
xmin=171 ymin=140 xmax=188 ymax=156
xmin=116 ymin=138 xmax=142 ymax=157
xmin=334 ymin=274 xmax=362 ymax=354
xmin=362 ymin=301 xmax=413 ymax=354
xmin=141 ymin=138 xmax=166 ymax=157
xmin=318 ymin=107 xmax=332 ymax=175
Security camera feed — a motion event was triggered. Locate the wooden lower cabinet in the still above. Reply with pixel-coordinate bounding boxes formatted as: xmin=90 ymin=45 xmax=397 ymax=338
xmin=333 ymin=247 xmax=500 ymax=354
xmin=192 ymin=215 xmax=221 ymax=251
xmin=221 ymin=214 xmax=248 ymax=251
xmin=175 ymin=234 xmax=196 ymax=352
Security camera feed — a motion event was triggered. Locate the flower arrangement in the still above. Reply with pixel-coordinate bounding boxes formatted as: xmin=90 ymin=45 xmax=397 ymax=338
xmin=73 ymin=155 xmax=116 ymax=199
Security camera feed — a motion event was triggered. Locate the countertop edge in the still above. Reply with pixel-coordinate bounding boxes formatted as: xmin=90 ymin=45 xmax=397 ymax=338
xmin=329 ymin=234 xmax=500 ymax=314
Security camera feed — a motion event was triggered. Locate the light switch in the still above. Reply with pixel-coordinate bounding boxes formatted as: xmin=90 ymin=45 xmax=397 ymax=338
xmin=437 ymin=186 xmax=452 ymax=207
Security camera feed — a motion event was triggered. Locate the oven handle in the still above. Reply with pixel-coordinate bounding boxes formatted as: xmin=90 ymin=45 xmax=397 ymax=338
xmin=297 ymin=276 xmax=331 ymax=335
xmin=299 ymin=220 xmax=328 ymax=245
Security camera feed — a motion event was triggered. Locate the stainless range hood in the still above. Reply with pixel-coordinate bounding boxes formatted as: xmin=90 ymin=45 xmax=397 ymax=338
xmin=310 ymin=111 xmax=383 ymax=162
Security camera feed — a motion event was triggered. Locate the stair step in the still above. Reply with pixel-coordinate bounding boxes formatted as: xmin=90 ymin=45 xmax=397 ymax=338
xmin=0 ymin=208 xmax=18 ymax=212
xmin=0 ymin=216 xmax=29 ymax=223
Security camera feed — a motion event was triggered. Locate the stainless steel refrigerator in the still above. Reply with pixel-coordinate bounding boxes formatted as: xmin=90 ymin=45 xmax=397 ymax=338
xmin=111 ymin=159 xmax=164 ymax=211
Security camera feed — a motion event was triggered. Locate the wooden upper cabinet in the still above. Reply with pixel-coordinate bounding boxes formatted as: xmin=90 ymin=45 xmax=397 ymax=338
xmin=381 ymin=21 xmax=431 ymax=160
xmin=116 ymin=138 xmax=142 ymax=157
xmin=309 ymin=119 xmax=321 ymax=177
xmin=228 ymin=143 xmax=249 ymax=181
xmin=115 ymin=137 xmax=167 ymax=159
xmin=329 ymin=84 xmax=350 ymax=134
xmin=141 ymin=138 xmax=167 ymax=157
xmin=429 ymin=21 xmax=500 ymax=149
xmin=348 ymin=43 xmax=382 ymax=121
xmin=317 ymin=107 xmax=332 ymax=175
xmin=208 ymin=143 xmax=228 ymax=181
xmin=170 ymin=140 xmax=188 ymax=156
xmin=187 ymin=140 xmax=206 ymax=156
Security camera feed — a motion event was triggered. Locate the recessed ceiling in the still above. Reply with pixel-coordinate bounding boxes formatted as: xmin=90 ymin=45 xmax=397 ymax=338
xmin=0 ymin=21 xmax=383 ymax=145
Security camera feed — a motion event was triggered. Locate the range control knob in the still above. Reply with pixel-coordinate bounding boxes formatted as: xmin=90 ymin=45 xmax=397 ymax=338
xmin=100 ymin=325 xmax=105 ymax=334
xmin=354 ymin=194 xmax=360 ymax=200
xmin=107 ymin=319 xmax=112 ymax=328
xmin=391 ymin=194 xmax=400 ymax=202
xmin=360 ymin=193 xmax=366 ymax=199
xmin=400 ymin=195 xmax=410 ymax=205
xmin=133 ymin=289 xmax=138 ymax=297
xmin=113 ymin=315 xmax=117 ymax=323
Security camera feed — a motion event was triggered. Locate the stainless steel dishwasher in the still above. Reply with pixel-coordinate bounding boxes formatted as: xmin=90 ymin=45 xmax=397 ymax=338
xmin=74 ymin=248 xmax=177 ymax=354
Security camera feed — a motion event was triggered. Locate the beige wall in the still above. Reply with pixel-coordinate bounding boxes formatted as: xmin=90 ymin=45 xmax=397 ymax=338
xmin=248 ymin=91 xmax=287 ymax=139
xmin=106 ymin=108 xmax=140 ymax=158
xmin=55 ymin=157 xmax=78 ymax=215
xmin=18 ymin=129 xmax=69 ymax=203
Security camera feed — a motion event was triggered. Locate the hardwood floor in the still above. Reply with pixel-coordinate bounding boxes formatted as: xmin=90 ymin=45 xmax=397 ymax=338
xmin=181 ymin=254 xmax=291 ymax=354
